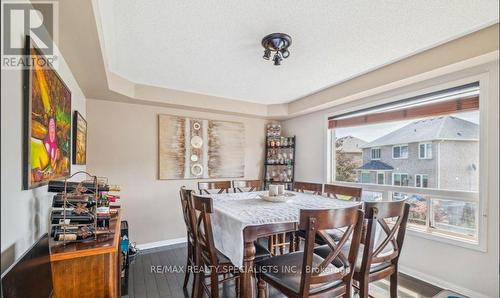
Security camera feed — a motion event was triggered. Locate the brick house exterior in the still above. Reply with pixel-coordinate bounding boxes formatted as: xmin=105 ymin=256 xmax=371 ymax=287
xmin=357 ymin=116 xmax=479 ymax=192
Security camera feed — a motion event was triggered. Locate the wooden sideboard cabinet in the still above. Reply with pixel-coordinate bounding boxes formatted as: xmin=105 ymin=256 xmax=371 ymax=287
xmin=49 ymin=210 xmax=122 ymax=298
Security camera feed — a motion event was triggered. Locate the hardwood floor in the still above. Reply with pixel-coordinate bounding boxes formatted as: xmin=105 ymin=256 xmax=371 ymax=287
xmin=125 ymin=244 xmax=442 ymax=298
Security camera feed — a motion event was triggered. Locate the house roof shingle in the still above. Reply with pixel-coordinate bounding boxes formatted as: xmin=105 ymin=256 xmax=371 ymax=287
xmin=361 ymin=116 xmax=479 ymax=148
xmin=358 ymin=160 xmax=394 ymax=170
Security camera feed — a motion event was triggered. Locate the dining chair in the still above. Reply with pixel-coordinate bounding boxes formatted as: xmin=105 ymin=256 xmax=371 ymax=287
xmin=323 ymin=184 xmax=362 ymax=201
xmin=317 ymin=184 xmax=363 ymax=244
xmin=291 ymin=182 xmax=326 ymax=251
xmin=192 ymin=193 xmax=239 ymax=297
xmin=198 ymin=181 xmax=232 ymax=194
xmin=179 ymin=187 xmax=197 ymax=294
xmin=233 ymin=179 xmax=262 ymax=192
xmin=191 ymin=194 xmax=271 ymax=297
xmin=356 ymin=200 xmax=410 ymax=298
xmin=268 ymin=232 xmax=291 ymax=256
xmin=315 ymin=200 xmax=410 ymax=298
xmin=257 ymin=206 xmax=364 ymax=298
xmin=293 ymin=181 xmax=323 ymax=195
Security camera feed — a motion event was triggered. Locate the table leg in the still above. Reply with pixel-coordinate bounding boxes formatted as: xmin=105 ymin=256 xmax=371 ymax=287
xmin=294 ymin=232 xmax=301 ymax=251
xmin=257 ymin=276 xmax=268 ymax=298
xmin=267 ymin=235 xmax=273 ymax=255
xmin=279 ymin=233 xmax=285 ymax=255
xmin=240 ymin=241 xmax=256 ymax=298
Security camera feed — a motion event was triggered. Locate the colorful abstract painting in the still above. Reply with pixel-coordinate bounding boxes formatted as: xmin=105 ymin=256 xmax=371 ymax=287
xmin=24 ymin=41 xmax=71 ymax=189
xmin=158 ymin=115 xmax=245 ymax=179
xmin=72 ymin=111 xmax=87 ymax=165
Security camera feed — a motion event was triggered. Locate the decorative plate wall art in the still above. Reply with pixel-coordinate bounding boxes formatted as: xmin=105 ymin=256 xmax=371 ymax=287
xmin=158 ymin=115 xmax=245 ymax=179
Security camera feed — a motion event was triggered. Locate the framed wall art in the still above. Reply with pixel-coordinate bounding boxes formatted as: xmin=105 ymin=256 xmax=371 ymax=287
xmin=23 ymin=36 xmax=72 ymax=189
xmin=72 ymin=111 xmax=87 ymax=165
xmin=158 ymin=115 xmax=245 ymax=179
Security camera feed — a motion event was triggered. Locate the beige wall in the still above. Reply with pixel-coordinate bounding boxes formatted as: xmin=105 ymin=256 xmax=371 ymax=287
xmin=86 ymin=99 xmax=268 ymax=245
xmin=0 ymin=14 xmax=87 ymax=271
xmin=282 ymin=61 xmax=499 ymax=298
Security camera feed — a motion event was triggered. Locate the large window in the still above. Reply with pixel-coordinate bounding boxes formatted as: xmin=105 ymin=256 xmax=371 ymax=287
xmin=377 ymin=172 xmax=385 ymax=184
xmin=393 ymin=173 xmax=409 ymax=186
xmin=415 ymin=174 xmax=429 ymax=188
xmin=419 ymin=142 xmax=433 ymax=159
xmin=392 ymin=145 xmax=408 ymax=159
xmin=360 ymin=172 xmax=371 ymax=183
xmin=329 ymin=82 xmax=482 ymax=247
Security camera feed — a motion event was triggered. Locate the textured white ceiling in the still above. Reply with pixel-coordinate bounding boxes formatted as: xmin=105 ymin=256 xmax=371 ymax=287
xmin=97 ymin=1 xmax=498 ymax=104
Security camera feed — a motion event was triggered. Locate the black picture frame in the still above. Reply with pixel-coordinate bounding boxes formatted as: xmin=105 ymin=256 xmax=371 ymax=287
xmin=72 ymin=111 xmax=87 ymax=165
xmin=23 ymin=35 xmax=72 ymax=189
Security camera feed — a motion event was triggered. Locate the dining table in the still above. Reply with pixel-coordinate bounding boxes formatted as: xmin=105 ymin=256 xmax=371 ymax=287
xmin=207 ymin=190 xmax=362 ymax=298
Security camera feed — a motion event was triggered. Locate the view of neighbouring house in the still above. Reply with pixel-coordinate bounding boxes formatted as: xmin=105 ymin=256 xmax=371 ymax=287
xmin=335 ymin=136 xmax=366 ymax=182
xmin=336 ymin=136 xmax=366 ymax=166
xmin=356 ymin=116 xmax=479 ymax=192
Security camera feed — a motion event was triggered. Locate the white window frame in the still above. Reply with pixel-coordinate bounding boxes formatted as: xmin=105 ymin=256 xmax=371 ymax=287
xmin=392 ymin=144 xmax=408 ymax=159
xmin=331 ymin=181 xmax=481 ymax=249
xmin=377 ymin=171 xmax=385 ymax=184
xmin=360 ymin=171 xmax=371 ymax=183
xmin=371 ymin=147 xmax=381 ymax=160
xmin=419 ymin=142 xmax=433 ymax=159
xmin=415 ymin=174 xmax=429 ymax=188
xmin=326 ymin=74 xmax=488 ymax=252
xmin=392 ymin=173 xmax=409 ymax=186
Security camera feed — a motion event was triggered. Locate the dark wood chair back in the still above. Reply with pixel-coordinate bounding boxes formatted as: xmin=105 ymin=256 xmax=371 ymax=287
xmin=233 ymin=180 xmax=262 ymax=192
xmin=179 ymin=187 xmax=197 ymax=246
xmin=179 ymin=187 xmax=198 ymax=290
xmin=360 ymin=200 xmax=410 ymax=274
xmin=298 ymin=206 xmax=364 ymax=297
xmin=198 ymin=181 xmax=232 ymax=194
xmin=192 ymin=194 xmax=218 ymax=268
xmin=323 ymin=184 xmax=362 ymax=201
xmin=293 ymin=181 xmax=322 ymax=195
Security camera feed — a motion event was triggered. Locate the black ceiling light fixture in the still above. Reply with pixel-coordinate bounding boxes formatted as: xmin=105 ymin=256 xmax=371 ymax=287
xmin=261 ymin=33 xmax=292 ymax=66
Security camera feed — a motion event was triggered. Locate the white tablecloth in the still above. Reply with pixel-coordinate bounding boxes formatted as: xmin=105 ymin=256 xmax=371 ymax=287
xmin=209 ymin=191 xmax=360 ymax=267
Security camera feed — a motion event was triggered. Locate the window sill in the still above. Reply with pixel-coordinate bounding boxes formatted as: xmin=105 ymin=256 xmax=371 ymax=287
xmin=330 ymin=181 xmax=485 ymax=251
xmin=405 ymin=226 xmax=486 ymax=252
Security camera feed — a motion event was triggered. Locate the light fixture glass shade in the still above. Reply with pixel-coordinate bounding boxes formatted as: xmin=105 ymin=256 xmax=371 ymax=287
xmin=263 ymin=49 xmax=271 ymax=60
xmin=273 ymin=53 xmax=282 ymax=66
xmin=280 ymin=49 xmax=290 ymax=59
xmin=262 ymin=33 xmax=291 ymax=65
xmin=271 ymin=38 xmax=285 ymax=50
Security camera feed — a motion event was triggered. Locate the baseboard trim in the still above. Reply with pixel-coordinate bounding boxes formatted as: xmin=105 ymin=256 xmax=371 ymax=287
xmin=399 ymin=265 xmax=490 ymax=298
xmin=136 ymin=237 xmax=187 ymax=252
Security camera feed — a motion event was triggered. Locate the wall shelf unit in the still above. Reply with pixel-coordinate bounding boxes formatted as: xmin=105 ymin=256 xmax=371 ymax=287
xmin=263 ymin=135 xmax=296 ymax=190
